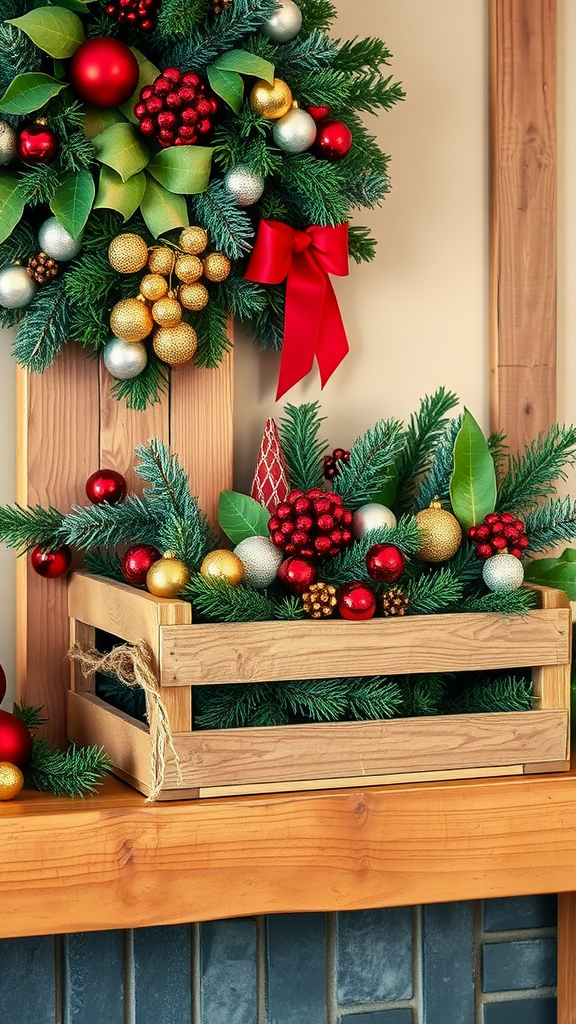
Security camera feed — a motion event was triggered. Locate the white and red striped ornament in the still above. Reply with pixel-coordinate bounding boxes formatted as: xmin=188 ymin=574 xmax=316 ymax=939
xmin=250 ymin=418 xmax=290 ymax=512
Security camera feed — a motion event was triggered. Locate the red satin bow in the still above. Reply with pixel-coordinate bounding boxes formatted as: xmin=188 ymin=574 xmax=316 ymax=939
xmin=245 ymin=219 xmax=350 ymax=400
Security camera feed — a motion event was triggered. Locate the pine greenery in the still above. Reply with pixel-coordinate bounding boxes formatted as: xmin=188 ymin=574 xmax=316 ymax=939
xmin=278 ymin=401 xmax=328 ymax=492
xmin=13 ymin=702 xmax=111 ymax=795
xmin=185 ymin=575 xmax=303 ymax=623
xmin=12 ymin=281 xmax=69 ymax=373
xmin=333 ymin=418 xmax=405 ymax=510
xmin=0 ymin=504 xmax=64 ymax=552
xmin=393 ymin=388 xmax=459 ymax=515
xmin=497 ymin=424 xmax=576 ymax=512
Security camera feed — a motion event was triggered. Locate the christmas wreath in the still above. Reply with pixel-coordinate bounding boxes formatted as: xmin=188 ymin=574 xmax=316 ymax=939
xmin=0 ymin=0 xmax=403 ymax=408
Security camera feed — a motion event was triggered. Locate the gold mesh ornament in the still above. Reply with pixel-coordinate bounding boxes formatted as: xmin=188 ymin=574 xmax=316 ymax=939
xmin=381 ymin=586 xmax=409 ymax=617
xmin=249 ymin=77 xmax=293 ymax=119
xmin=153 ymin=323 xmax=197 ymax=365
xmin=139 ymin=273 xmax=169 ymax=301
xmin=302 ymin=582 xmax=338 ymax=619
xmin=147 ymin=247 xmax=175 ymax=275
xmin=179 ymin=282 xmax=209 ymax=311
xmin=0 ymin=762 xmax=24 ymax=801
xmin=175 ymin=254 xmax=203 ymax=284
xmin=146 ymin=551 xmax=190 ymax=597
xmin=152 ymin=296 xmax=182 ymax=327
xmin=108 ymin=233 xmax=149 ymax=274
xmin=110 ymin=297 xmax=153 ymax=342
xmin=203 ymin=252 xmax=232 ymax=282
xmin=179 ymin=226 xmax=208 ymax=254
xmin=415 ymin=500 xmax=462 ymax=562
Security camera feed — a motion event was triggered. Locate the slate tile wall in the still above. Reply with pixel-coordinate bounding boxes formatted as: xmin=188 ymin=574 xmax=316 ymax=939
xmin=0 ymin=896 xmax=558 ymax=1024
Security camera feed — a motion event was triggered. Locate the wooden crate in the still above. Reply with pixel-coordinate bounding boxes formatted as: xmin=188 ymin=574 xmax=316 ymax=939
xmin=67 ymin=573 xmax=572 ymax=799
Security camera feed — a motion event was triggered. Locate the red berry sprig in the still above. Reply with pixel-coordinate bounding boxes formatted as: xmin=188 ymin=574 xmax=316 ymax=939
xmin=468 ymin=512 xmax=529 ymax=560
xmin=323 ymin=447 xmax=350 ymax=480
xmin=134 ymin=68 xmax=219 ymax=148
xmin=106 ymin=0 xmax=159 ymax=32
xmin=268 ymin=488 xmax=354 ymax=560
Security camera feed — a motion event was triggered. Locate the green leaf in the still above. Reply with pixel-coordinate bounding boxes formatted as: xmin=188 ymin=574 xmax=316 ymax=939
xmin=218 ymin=490 xmax=270 ymax=544
xmin=449 ymin=408 xmax=497 ymax=529
xmin=118 ymin=48 xmax=160 ymax=124
xmin=7 ymin=7 xmax=85 ymax=58
xmin=147 ymin=146 xmax=212 ymax=195
xmin=0 ymin=174 xmax=25 ymax=245
xmin=94 ymin=166 xmax=146 ymax=222
xmin=0 ymin=73 xmax=66 ymax=115
xmin=49 ymin=168 xmax=95 ymax=237
xmin=140 ymin=174 xmax=188 ymax=238
xmin=92 ymin=123 xmax=149 ymax=182
xmin=51 ymin=0 xmax=91 ymax=11
xmin=82 ymin=106 xmax=125 ymax=140
xmin=206 ymin=66 xmax=244 ymax=114
xmin=524 ymin=553 xmax=576 ymax=600
xmin=213 ymin=49 xmax=274 ymax=84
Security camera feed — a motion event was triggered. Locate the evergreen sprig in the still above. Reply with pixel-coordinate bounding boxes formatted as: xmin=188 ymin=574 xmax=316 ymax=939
xmin=278 ymin=401 xmax=328 ymax=492
xmin=524 ymin=496 xmax=576 ymax=554
xmin=346 ymin=676 xmax=403 ymax=720
xmin=413 ymin=415 xmax=462 ymax=512
xmin=405 ymin=567 xmax=463 ymax=615
xmin=322 ymin=520 xmax=422 ymax=587
xmin=26 ymin=738 xmax=111 ymax=797
xmin=109 ymin=355 xmax=169 ymax=411
xmin=393 ymin=388 xmax=459 ymax=515
xmin=0 ymin=220 xmax=36 ymax=268
xmin=403 ymin=674 xmax=449 ymax=717
xmin=0 ymin=503 xmax=64 ymax=552
xmin=457 ymin=589 xmax=536 ymax=616
xmin=333 ymin=417 xmax=404 ymax=510
xmin=62 ymin=496 xmax=159 ymax=550
xmin=83 ymin=549 xmax=125 ymax=582
xmin=13 ymin=701 xmax=47 ymax=732
xmin=187 ymin=180 xmax=255 ymax=259
xmin=448 ymin=674 xmax=533 ymax=714
xmin=185 ymin=575 xmax=303 ymax=622
xmin=12 ymin=281 xmax=69 ymax=372
xmin=496 ymin=424 xmax=576 ymax=513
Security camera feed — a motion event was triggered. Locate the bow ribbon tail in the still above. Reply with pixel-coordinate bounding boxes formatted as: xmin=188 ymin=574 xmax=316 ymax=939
xmin=277 ymin=248 xmax=326 ymax=400
xmin=315 ymin=276 xmax=349 ymax=389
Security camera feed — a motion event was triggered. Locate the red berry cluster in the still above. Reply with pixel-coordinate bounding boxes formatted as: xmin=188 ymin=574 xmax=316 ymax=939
xmin=269 ymin=488 xmax=354 ymax=559
xmin=468 ymin=512 xmax=529 ymax=560
xmin=106 ymin=0 xmax=158 ymax=32
xmin=134 ymin=69 xmax=219 ymax=148
xmin=323 ymin=447 xmax=350 ymax=480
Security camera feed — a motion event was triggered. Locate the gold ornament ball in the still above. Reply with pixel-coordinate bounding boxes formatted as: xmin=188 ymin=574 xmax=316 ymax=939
xmin=200 ymin=549 xmax=245 ymax=587
xmin=174 ymin=253 xmax=203 ymax=284
xmin=153 ymin=323 xmax=197 ymax=365
xmin=140 ymin=273 xmax=169 ymax=302
xmin=152 ymin=296 xmax=182 ymax=327
xmin=415 ymin=501 xmax=462 ymax=562
xmin=250 ymin=77 xmax=293 ymax=119
xmin=108 ymin=233 xmax=149 ymax=274
xmin=147 ymin=246 xmax=175 ymax=275
xmin=146 ymin=551 xmax=191 ymax=598
xmin=109 ymin=297 xmax=154 ymax=342
xmin=179 ymin=226 xmax=208 ymax=254
xmin=203 ymin=252 xmax=232 ymax=282
xmin=0 ymin=762 xmax=24 ymax=801
xmin=179 ymin=282 xmax=209 ymax=311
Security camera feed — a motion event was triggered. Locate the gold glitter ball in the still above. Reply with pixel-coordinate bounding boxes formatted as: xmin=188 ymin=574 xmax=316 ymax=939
xmin=179 ymin=226 xmax=208 ymax=254
xmin=110 ymin=297 xmax=153 ymax=342
xmin=139 ymin=273 xmax=169 ymax=302
xmin=147 ymin=246 xmax=175 ymax=275
xmin=203 ymin=252 xmax=232 ymax=282
xmin=174 ymin=254 xmax=203 ymax=284
xmin=200 ymin=549 xmax=245 ymax=587
xmin=108 ymin=233 xmax=149 ymax=274
xmin=179 ymin=282 xmax=209 ymax=311
xmin=146 ymin=551 xmax=190 ymax=598
xmin=415 ymin=501 xmax=462 ymax=562
xmin=151 ymin=296 xmax=182 ymax=327
xmin=249 ymin=77 xmax=293 ymax=119
xmin=153 ymin=323 xmax=197 ymax=365
xmin=0 ymin=762 xmax=24 ymax=801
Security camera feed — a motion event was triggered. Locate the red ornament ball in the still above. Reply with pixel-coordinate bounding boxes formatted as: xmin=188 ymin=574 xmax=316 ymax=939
xmin=307 ymin=104 xmax=331 ymax=121
xmin=121 ymin=544 xmax=161 ymax=586
xmin=134 ymin=68 xmax=219 ymax=148
xmin=365 ymin=543 xmax=405 ymax=583
xmin=17 ymin=123 xmax=59 ymax=165
xmin=277 ymin=556 xmax=317 ymax=595
xmin=0 ymin=664 xmax=6 ymax=704
xmin=86 ymin=469 xmax=127 ymax=505
xmin=468 ymin=512 xmax=529 ymax=560
xmin=69 ymin=37 xmax=140 ymax=108
xmin=338 ymin=581 xmax=377 ymax=621
xmin=0 ymin=709 xmax=32 ymax=767
xmin=269 ymin=488 xmax=353 ymax=560
xmin=106 ymin=0 xmax=159 ymax=32
xmin=313 ymin=118 xmax=352 ymax=160
xmin=30 ymin=544 xmax=72 ymax=579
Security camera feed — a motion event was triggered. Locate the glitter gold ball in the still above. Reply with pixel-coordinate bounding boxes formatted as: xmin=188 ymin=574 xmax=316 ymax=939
xmin=147 ymin=247 xmax=175 ymax=275
xmin=174 ymin=254 xmax=203 ymax=284
xmin=139 ymin=273 xmax=169 ymax=301
xmin=200 ymin=549 xmax=245 ymax=587
xmin=151 ymin=296 xmax=182 ymax=327
xmin=108 ymin=233 xmax=149 ymax=274
xmin=179 ymin=226 xmax=208 ymax=254
xmin=203 ymin=252 xmax=232 ymax=282
xmin=179 ymin=282 xmax=209 ymax=311
xmin=146 ymin=551 xmax=190 ymax=598
xmin=109 ymin=297 xmax=153 ymax=342
xmin=0 ymin=762 xmax=24 ymax=801
xmin=249 ymin=77 xmax=293 ymax=119
xmin=415 ymin=501 xmax=462 ymax=562
xmin=153 ymin=323 xmax=197 ymax=365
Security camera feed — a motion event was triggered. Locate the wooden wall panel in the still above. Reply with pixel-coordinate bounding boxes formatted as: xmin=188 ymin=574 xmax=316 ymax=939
xmin=99 ymin=364 xmax=169 ymax=495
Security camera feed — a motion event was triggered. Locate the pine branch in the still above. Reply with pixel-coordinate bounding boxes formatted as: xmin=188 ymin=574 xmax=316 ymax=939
xmin=214 ymin=274 xmax=267 ymax=321
xmin=83 ymin=549 xmax=125 ymax=582
xmin=158 ymin=516 xmax=215 ymax=573
xmin=322 ymin=520 xmax=422 ymax=586
xmin=193 ymin=301 xmax=232 ymax=369
xmin=12 ymin=280 xmax=69 ymax=372
xmin=440 ymin=540 xmax=483 ymax=587
xmin=333 ymin=418 xmax=405 ymax=510
xmin=278 ymin=678 xmax=348 ymax=722
xmin=348 ymin=74 xmax=405 ymax=115
xmin=413 ymin=415 xmax=462 ymax=512
xmin=185 ymin=575 xmax=302 ymax=622
xmin=277 ymin=401 xmax=328 ymax=492
xmin=17 ymin=164 xmax=61 ymax=206
xmin=0 ymin=221 xmax=37 ymax=267
xmin=13 ymin=701 xmax=47 ymax=732
xmin=348 ymin=225 xmax=378 ymax=264
xmin=109 ymin=354 xmax=169 ymax=411
xmin=0 ymin=21 xmax=42 ymax=102
xmin=154 ymin=0 xmax=207 ymax=41
xmin=26 ymin=738 xmax=111 ymax=797
xmin=61 ymin=496 xmax=159 ymax=549
xmin=488 ymin=430 xmax=509 ymax=472
xmin=496 ymin=424 xmax=576 ymax=513
xmin=187 ymin=180 xmax=255 ymax=259
xmin=457 ymin=589 xmax=536 ymax=615
xmin=298 ymin=0 xmax=337 ymax=33
xmin=524 ymin=496 xmax=576 ymax=555
xmin=240 ymin=283 xmax=285 ymax=352
xmin=402 ymin=674 xmax=449 ymax=717
xmin=195 ymin=683 xmax=277 ymax=730
xmin=448 ymin=674 xmax=533 ymax=714
xmin=394 ymin=388 xmax=460 ymax=516
xmin=165 ymin=0 xmax=278 ymax=72
xmin=346 ymin=676 xmax=402 ymax=720
xmin=406 ymin=567 xmax=463 ymax=615
xmin=332 ymin=36 xmax=394 ymax=75
xmin=0 ymin=503 xmax=64 ymax=552
xmin=272 ymin=30 xmax=338 ymax=74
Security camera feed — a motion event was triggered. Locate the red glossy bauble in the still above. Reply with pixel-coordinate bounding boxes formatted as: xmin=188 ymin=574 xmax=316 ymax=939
xmin=69 ymin=37 xmax=140 ymax=108
xmin=307 ymin=104 xmax=330 ymax=121
xmin=313 ymin=118 xmax=352 ymax=160
xmin=0 ymin=664 xmax=6 ymax=704
xmin=365 ymin=543 xmax=405 ymax=583
xmin=30 ymin=544 xmax=72 ymax=579
xmin=86 ymin=469 xmax=127 ymax=505
xmin=121 ymin=544 xmax=161 ymax=586
xmin=17 ymin=123 xmax=59 ymax=165
xmin=0 ymin=709 xmax=32 ymax=767
xmin=338 ymin=581 xmax=377 ymax=621
xmin=277 ymin=556 xmax=317 ymax=595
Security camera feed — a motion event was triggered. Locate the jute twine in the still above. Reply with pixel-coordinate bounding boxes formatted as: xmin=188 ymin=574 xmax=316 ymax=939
xmin=69 ymin=640 xmax=182 ymax=801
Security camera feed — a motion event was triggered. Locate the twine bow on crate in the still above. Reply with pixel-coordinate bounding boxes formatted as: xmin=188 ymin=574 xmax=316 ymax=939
xmin=68 ymin=639 xmax=182 ymax=801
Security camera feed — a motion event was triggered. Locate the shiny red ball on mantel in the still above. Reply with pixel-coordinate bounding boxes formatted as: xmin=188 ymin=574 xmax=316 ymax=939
xmin=17 ymin=123 xmax=59 ymax=165
xmin=86 ymin=469 xmax=127 ymax=505
xmin=338 ymin=581 xmax=377 ymax=621
xmin=0 ymin=709 xmax=32 ymax=767
xmin=30 ymin=544 xmax=72 ymax=579
xmin=313 ymin=118 xmax=353 ymax=160
xmin=69 ymin=37 xmax=140 ymax=108
xmin=277 ymin=556 xmax=317 ymax=595
xmin=121 ymin=544 xmax=161 ymax=586
xmin=365 ymin=543 xmax=405 ymax=583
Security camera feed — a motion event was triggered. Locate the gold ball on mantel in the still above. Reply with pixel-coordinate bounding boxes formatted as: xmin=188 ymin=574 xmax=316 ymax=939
xmin=108 ymin=233 xmax=148 ymax=274
xmin=109 ymin=297 xmax=154 ymax=342
xmin=249 ymin=77 xmax=293 ymax=119
xmin=174 ymin=253 xmax=203 ymax=284
xmin=415 ymin=500 xmax=462 ymax=562
xmin=153 ymin=322 xmax=197 ymax=365
xmin=151 ymin=296 xmax=182 ymax=327
xmin=146 ymin=551 xmax=190 ymax=597
xmin=0 ymin=762 xmax=24 ymax=801
xmin=200 ymin=549 xmax=245 ymax=587
xmin=147 ymin=246 xmax=175 ymax=275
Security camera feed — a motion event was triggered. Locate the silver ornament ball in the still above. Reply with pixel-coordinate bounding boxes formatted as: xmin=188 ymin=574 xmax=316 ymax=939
xmin=272 ymin=107 xmax=317 ymax=153
xmin=37 ymin=217 xmax=82 ymax=261
xmin=0 ymin=265 xmax=37 ymax=309
xmin=352 ymin=502 xmax=397 ymax=540
xmin=233 ymin=535 xmax=284 ymax=589
xmin=482 ymin=553 xmax=525 ymax=593
xmin=0 ymin=120 xmax=16 ymax=166
xmin=261 ymin=0 xmax=302 ymax=42
xmin=224 ymin=165 xmax=265 ymax=207
xmin=103 ymin=337 xmax=148 ymax=380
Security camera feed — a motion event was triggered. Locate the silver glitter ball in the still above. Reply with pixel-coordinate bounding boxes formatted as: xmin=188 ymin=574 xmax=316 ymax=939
xmin=0 ymin=120 xmax=16 ymax=166
xmin=103 ymin=337 xmax=148 ymax=379
xmin=37 ymin=217 xmax=83 ymax=261
xmin=352 ymin=502 xmax=397 ymax=540
xmin=482 ymin=553 xmax=524 ymax=593
xmin=261 ymin=0 xmax=302 ymax=43
xmin=0 ymin=265 xmax=37 ymax=309
xmin=224 ymin=165 xmax=265 ymax=207
xmin=233 ymin=536 xmax=284 ymax=589
xmin=273 ymin=107 xmax=317 ymax=153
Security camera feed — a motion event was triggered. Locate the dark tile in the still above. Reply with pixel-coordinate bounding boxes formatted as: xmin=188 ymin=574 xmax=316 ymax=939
xmin=422 ymin=901 xmax=474 ymax=1024
xmin=337 ymin=1011 xmax=412 ymax=1024
xmin=483 ymin=896 xmax=557 ymax=932
xmin=0 ymin=935 xmax=56 ymax=1024
xmin=483 ymin=996 xmax=557 ymax=1024
xmin=64 ymin=930 xmax=123 ymax=1024
xmin=200 ymin=918 xmax=257 ymax=1024
xmin=133 ymin=925 xmax=191 ymax=1024
xmin=267 ymin=913 xmax=327 ymax=1024
xmin=337 ymin=908 xmax=412 ymax=1005
xmin=482 ymin=939 xmax=557 ymax=992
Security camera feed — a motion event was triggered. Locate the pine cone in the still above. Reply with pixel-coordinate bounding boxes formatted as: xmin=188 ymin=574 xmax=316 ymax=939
xmin=302 ymin=582 xmax=338 ymax=619
xmin=211 ymin=0 xmax=232 ymax=11
xmin=27 ymin=252 xmax=58 ymax=284
xmin=381 ymin=586 xmax=409 ymax=617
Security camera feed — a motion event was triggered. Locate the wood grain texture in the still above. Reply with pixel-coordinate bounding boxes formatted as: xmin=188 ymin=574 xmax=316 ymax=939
xmin=99 ymin=362 xmax=169 ymax=495
xmin=558 ymin=892 xmax=576 ymax=1024
xmin=489 ymin=0 xmax=557 ymax=447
